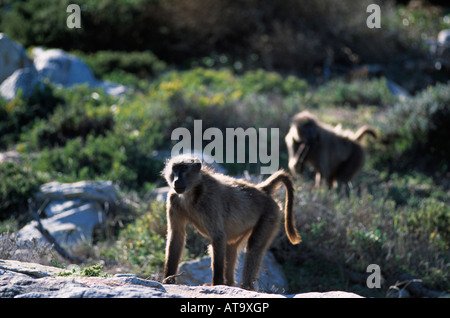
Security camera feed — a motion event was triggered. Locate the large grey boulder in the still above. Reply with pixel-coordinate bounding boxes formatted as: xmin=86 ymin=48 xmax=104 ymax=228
xmin=32 ymin=47 xmax=127 ymax=96
xmin=33 ymin=47 xmax=97 ymax=86
xmin=0 ymin=150 xmax=21 ymax=164
xmin=16 ymin=201 xmax=105 ymax=246
xmin=0 ymin=67 xmax=42 ymax=100
xmin=0 ymin=33 xmax=31 ymax=83
xmin=16 ymin=181 xmax=130 ymax=247
xmin=177 ymin=251 xmax=289 ymax=293
xmin=0 ymin=33 xmax=127 ymax=100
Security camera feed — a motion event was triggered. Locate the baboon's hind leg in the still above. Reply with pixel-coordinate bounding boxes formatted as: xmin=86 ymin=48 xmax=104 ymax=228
xmin=241 ymin=210 xmax=279 ymax=290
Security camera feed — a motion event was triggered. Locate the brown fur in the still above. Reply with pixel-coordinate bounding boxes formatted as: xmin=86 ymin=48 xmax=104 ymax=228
xmin=162 ymin=155 xmax=300 ymax=290
xmin=285 ymin=111 xmax=376 ymax=189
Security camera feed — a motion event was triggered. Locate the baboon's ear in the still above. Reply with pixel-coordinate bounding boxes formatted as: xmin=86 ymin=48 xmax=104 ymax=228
xmin=193 ymin=162 xmax=202 ymax=172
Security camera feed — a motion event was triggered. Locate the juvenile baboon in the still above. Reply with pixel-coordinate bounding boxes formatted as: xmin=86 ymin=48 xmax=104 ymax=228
xmin=285 ymin=111 xmax=376 ymax=189
xmin=162 ymin=155 xmax=300 ymax=290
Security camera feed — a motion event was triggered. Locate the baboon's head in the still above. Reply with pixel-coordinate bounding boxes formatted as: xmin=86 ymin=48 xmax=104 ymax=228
xmin=291 ymin=111 xmax=319 ymax=146
xmin=163 ymin=155 xmax=202 ymax=194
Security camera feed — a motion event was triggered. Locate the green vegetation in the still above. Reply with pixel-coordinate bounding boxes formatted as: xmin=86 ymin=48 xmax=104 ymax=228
xmin=377 ymin=83 xmax=450 ymax=174
xmin=56 ymin=263 xmax=109 ymax=277
xmin=103 ymin=201 xmax=168 ymax=278
xmin=273 ymin=181 xmax=449 ymax=296
xmin=0 ymin=162 xmax=46 ymax=222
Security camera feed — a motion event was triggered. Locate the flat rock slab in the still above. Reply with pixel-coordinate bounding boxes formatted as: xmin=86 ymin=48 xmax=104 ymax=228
xmin=0 ymin=259 xmax=363 ymax=298
xmin=0 ymin=259 xmax=62 ymax=278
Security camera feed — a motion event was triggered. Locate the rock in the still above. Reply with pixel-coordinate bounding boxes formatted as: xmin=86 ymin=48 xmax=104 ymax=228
xmin=32 ymin=47 xmax=127 ymax=96
xmin=437 ymin=29 xmax=450 ymax=45
xmin=163 ymin=284 xmax=286 ymax=298
xmin=16 ymin=181 xmax=131 ymax=247
xmin=177 ymin=251 xmax=289 ymax=293
xmin=0 ymin=267 xmax=169 ymax=298
xmin=394 ymin=273 xmax=446 ymax=298
xmin=290 ymin=291 xmax=363 ymax=298
xmin=0 ymin=67 xmax=42 ymax=100
xmin=16 ymin=201 xmax=106 ymax=246
xmin=0 ymin=151 xmax=21 ymax=164
xmin=0 ymin=33 xmax=127 ymax=100
xmin=0 ymin=259 xmax=363 ymax=298
xmin=35 ymin=180 xmax=122 ymax=205
xmin=152 ymin=186 xmax=170 ymax=202
xmin=387 ymin=286 xmax=411 ymax=298
xmin=32 ymin=48 xmax=97 ymax=87
xmin=0 ymin=33 xmax=31 ymax=83
xmin=164 ymin=285 xmax=363 ymax=298
xmin=0 ymin=259 xmax=61 ymax=278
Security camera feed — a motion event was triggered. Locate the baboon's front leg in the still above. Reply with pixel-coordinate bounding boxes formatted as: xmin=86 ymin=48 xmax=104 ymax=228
xmin=210 ymin=235 xmax=226 ymax=285
xmin=163 ymin=215 xmax=186 ymax=283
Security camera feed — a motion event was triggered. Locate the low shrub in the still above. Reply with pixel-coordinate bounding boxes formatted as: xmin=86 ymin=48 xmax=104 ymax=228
xmin=313 ymin=77 xmax=396 ymax=108
xmin=103 ymin=200 xmax=168 ymax=278
xmin=22 ymin=102 xmax=114 ymax=150
xmin=373 ymin=83 xmax=450 ymax=173
xmin=0 ymin=162 xmax=45 ymax=221
xmin=271 ymin=179 xmax=449 ymax=294
xmin=0 ymin=84 xmax=62 ymax=149
xmin=30 ymin=132 xmax=163 ymax=189
xmin=77 ymin=51 xmax=167 ymax=79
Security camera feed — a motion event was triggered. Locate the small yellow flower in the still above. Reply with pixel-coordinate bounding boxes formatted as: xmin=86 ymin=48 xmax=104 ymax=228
xmin=211 ymin=93 xmax=225 ymax=106
xmin=231 ymin=90 xmax=243 ymax=100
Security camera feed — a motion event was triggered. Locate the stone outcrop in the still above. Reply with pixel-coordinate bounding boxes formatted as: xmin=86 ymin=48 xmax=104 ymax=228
xmin=0 ymin=33 xmax=127 ymax=100
xmin=0 ymin=33 xmax=31 ymax=83
xmin=178 ymin=252 xmax=289 ymax=293
xmin=16 ymin=181 xmax=130 ymax=248
xmin=0 ymin=259 xmax=363 ymax=298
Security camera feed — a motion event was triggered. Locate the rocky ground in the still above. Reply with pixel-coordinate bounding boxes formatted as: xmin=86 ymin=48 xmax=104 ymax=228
xmin=0 ymin=259 xmax=362 ymax=298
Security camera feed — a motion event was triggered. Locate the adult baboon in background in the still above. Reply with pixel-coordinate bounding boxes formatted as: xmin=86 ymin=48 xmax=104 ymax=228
xmin=285 ymin=111 xmax=376 ymax=189
xmin=162 ymin=155 xmax=300 ymax=290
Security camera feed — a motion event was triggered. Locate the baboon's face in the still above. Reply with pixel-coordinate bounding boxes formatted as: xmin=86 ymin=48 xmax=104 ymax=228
xmin=167 ymin=162 xmax=202 ymax=194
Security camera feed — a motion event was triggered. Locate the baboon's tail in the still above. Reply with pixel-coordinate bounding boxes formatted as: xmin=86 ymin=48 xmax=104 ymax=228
xmin=259 ymin=170 xmax=301 ymax=245
xmin=353 ymin=125 xmax=377 ymax=141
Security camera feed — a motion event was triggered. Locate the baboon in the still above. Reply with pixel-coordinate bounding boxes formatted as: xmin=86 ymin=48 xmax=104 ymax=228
xmin=285 ymin=111 xmax=376 ymax=189
xmin=162 ymin=155 xmax=300 ymax=290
